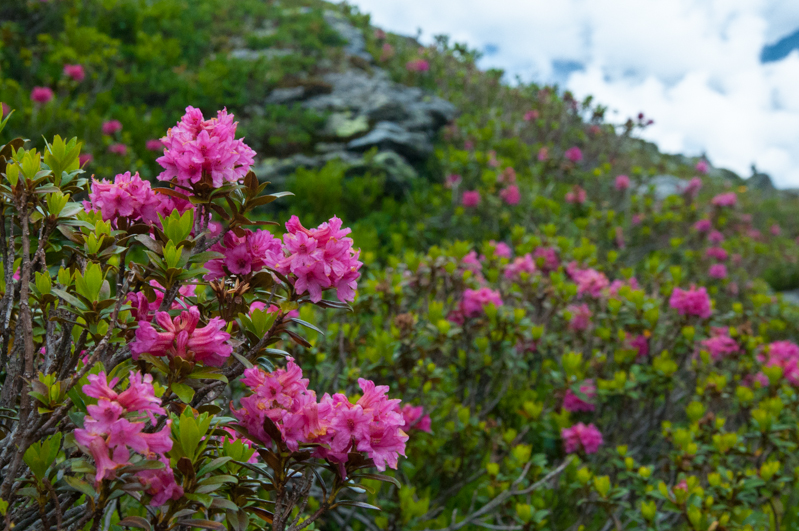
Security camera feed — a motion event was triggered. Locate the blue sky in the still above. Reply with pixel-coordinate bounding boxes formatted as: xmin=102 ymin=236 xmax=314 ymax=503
xmin=349 ymin=0 xmax=799 ymax=187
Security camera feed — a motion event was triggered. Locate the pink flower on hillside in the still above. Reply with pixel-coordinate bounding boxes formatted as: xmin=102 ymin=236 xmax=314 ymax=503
xmin=632 ymin=214 xmax=643 ymax=225
xmin=249 ymin=301 xmax=299 ymax=318
xmin=607 ymin=277 xmax=640 ymax=297
xmin=489 ymin=241 xmax=512 ymax=259
xmin=505 ymin=254 xmax=537 ymax=281
xmin=157 ymin=106 xmax=256 ymax=188
xmin=462 ymin=190 xmax=481 ymax=207
xmin=401 ymin=404 xmax=431 ymax=433
xmin=628 ymin=334 xmax=649 ymax=359
xmin=682 ymin=177 xmax=702 ymax=198
xmin=31 ymin=87 xmax=54 ymax=104
xmin=563 ymin=380 xmax=596 ymax=412
xmin=711 ymin=192 xmax=737 ymax=207
xmin=771 ymin=224 xmax=781 ymax=236
xmin=760 ymin=341 xmax=799 ymax=385
xmin=63 ymin=64 xmax=85 ymax=82
xmin=108 ymin=143 xmax=127 ymax=156
xmin=562 ymin=423 xmax=603 ymax=454
xmin=705 ymin=247 xmax=728 ymax=261
xmin=564 ymin=146 xmax=583 ymax=162
xmin=708 ymin=231 xmax=725 ymax=244
xmin=524 ymin=110 xmax=539 ymax=121
xmin=102 ymin=120 xmax=122 ymax=135
xmin=275 ymin=216 xmax=362 ymax=303
xmin=500 ymin=185 xmax=521 ymax=205
xmin=696 ymin=160 xmax=709 ymax=174
xmin=380 ymin=43 xmax=395 ymax=61
xmin=700 ymin=332 xmax=739 ymax=360
xmin=453 ymin=288 xmax=503 ymax=321
xmin=79 ymin=154 xmax=93 ymax=167
xmin=669 ymin=286 xmax=712 ymax=319
xmin=694 ymin=219 xmax=712 ymax=232
xmin=537 ymin=147 xmax=549 ymax=161
xmin=131 ymin=306 xmax=232 ymax=367
xmin=708 ymin=263 xmax=727 ymax=279
xmin=406 ymin=59 xmax=430 ymax=72
xmin=137 ymin=459 xmax=184 ymax=506
xmin=565 ymin=185 xmax=586 ymax=204
xmin=127 ymin=280 xmax=196 ymax=322
xmin=567 ymin=303 xmax=592 ymax=332
xmin=567 ymin=263 xmax=609 ymax=298
xmin=85 ymin=171 xmax=180 ymax=225
xmin=615 ymin=175 xmax=630 ymax=191
xmin=146 ymin=139 xmax=164 ymax=151
xmin=533 ymin=247 xmax=559 ymax=273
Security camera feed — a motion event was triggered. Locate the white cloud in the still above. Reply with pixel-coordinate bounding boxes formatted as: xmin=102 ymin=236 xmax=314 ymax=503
xmin=348 ymin=0 xmax=799 ymax=187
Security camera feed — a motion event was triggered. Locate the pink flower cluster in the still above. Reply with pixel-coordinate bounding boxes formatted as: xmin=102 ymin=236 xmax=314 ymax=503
xmin=564 ymin=146 xmax=583 ymax=162
xmin=533 ymin=247 xmax=560 ymax=273
xmin=700 ymin=330 xmax=739 ymax=360
xmin=454 ymin=288 xmax=503 ymax=322
xmin=565 ymin=185 xmax=586 ymax=204
xmin=31 ymin=87 xmax=54 ymax=104
xmin=567 ymin=303 xmax=592 ymax=332
xmin=74 ymin=372 xmax=182 ymax=505
xmin=694 ymin=219 xmax=712 ymax=232
xmin=567 ymin=263 xmax=609 ymax=298
xmin=102 ymin=120 xmax=122 ymax=135
xmin=615 ymin=175 xmax=630 ymax=191
xmin=401 ymin=404 xmax=431 ymax=433
xmin=562 ymin=422 xmax=603 ymax=454
xmin=233 ymin=361 xmax=408 ymax=471
xmin=708 ymin=263 xmax=728 ymax=279
xmin=204 ymin=229 xmax=282 ymax=280
xmin=157 ymin=106 xmax=256 ymax=188
xmin=276 ymin=216 xmax=362 ymax=303
xmin=462 ymin=190 xmax=481 ymax=207
xmin=131 ymin=306 xmax=232 ymax=367
xmin=705 ymin=247 xmax=728 ymax=261
xmin=504 ymin=254 xmax=537 ymax=281
xmin=563 ymin=380 xmax=596 ymax=412
xmin=711 ymin=192 xmax=737 ymax=207
xmin=669 ymin=286 xmax=712 ymax=319
xmin=406 ymin=59 xmax=430 ymax=72
xmin=63 ymin=64 xmax=85 ymax=82
xmin=500 ymin=185 xmax=520 ymax=205
xmin=759 ymin=341 xmax=799 ymax=385
xmin=85 ymin=171 xmax=191 ymax=225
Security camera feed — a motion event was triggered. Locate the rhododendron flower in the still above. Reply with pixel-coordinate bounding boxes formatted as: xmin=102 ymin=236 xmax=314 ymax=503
xmin=79 ymin=154 xmax=93 ymax=166
xmin=705 ymin=247 xmax=728 ymax=261
xmin=405 ymin=59 xmax=430 ymax=72
xmin=204 ymin=229 xmax=281 ymax=281
xmin=771 ymin=224 xmax=781 ymax=236
xmin=504 ymin=254 xmax=536 ymax=281
xmin=567 ymin=263 xmax=609 ymax=298
xmin=499 ymin=185 xmax=520 ymax=205
xmin=74 ymin=371 xmax=171 ymax=483
xmin=533 ymin=247 xmax=559 ymax=273
xmin=127 ymin=280 xmax=196 ymax=322
xmin=615 ymin=175 xmax=630 ymax=191
xmin=499 ymin=167 xmax=516 ymax=184
xmin=669 ymin=286 xmax=712 ymax=319
xmin=85 ymin=171 xmax=177 ymax=225
xmin=462 ymin=191 xmax=481 ymax=207
xmin=234 ymin=362 xmax=407 ymax=471
xmin=694 ymin=219 xmax=712 ymax=232
xmin=137 ymin=460 xmax=183 ymax=506
xmin=628 ymin=334 xmax=649 ymax=359
xmin=564 ymin=146 xmax=583 ymax=162
xmin=711 ymin=192 xmax=737 ymax=207
xmin=708 ymin=231 xmax=724 ymax=244
xmin=102 ymin=120 xmax=122 ymax=135
xmin=401 ymin=404 xmax=431 ymax=433
xmin=696 ymin=160 xmax=709 ymax=174
xmin=63 ymin=64 xmax=85 ymax=82
xmin=458 ymin=288 xmax=502 ymax=319
xmin=563 ymin=380 xmax=596 ymax=412
xmin=524 ymin=110 xmax=539 ymax=121
xmin=489 ymin=241 xmax=512 ymax=259
xmin=250 ymin=301 xmax=299 ymax=318
xmin=108 ymin=143 xmax=127 ymax=156
xmin=460 ymin=250 xmax=483 ymax=274
xmin=632 ymin=214 xmax=643 ymax=225
xmin=562 ymin=423 xmax=603 ymax=454
xmin=537 ymin=147 xmax=549 ymax=161
xmin=131 ymin=306 xmax=232 ymax=367
xmin=565 ymin=185 xmax=586 ymax=204
xmin=157 ymin=106 xmax=256 ymax=188
xmin=682 ymin=177 xmax=702 ymax=198
xmin=701 ymin=333 xmax=739 ymax=360
xmin=567 ymin=303 xmax=592 ymax=332
xmin=145 ymin=139 xmax=164 ymax=151
xmin=607 ymin=277 xmax=640 ymax=297
xmin=759 ymin=341 xmax=799 ymax=385
xmin=31 ymin=87 xmax=54 ymax=104
xmin=708 ymin=263 xmax=727 ymax=279
xmin=380 ymin=43 xmax=394 ymax=61
xmin=276 ymin=216 xmax=362 ymax=303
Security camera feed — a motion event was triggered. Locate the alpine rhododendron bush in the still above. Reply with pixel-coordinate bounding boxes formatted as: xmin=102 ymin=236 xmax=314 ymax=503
xmin=6 ymin=1 xmax=799 ymax=531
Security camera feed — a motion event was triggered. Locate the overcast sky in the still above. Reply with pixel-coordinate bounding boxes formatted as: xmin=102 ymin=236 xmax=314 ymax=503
xmin=349 ymin=0 xmax=799 ymax=187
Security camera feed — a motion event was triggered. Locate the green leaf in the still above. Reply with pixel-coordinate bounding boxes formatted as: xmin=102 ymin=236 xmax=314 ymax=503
xmin=197 ymin=456 xmax=233 ymax=477
xmin=118 ymin=516 xmax=152 ymax=531
xmin=172 ymin=383 xmax=195 ymax=404
xmin=182 ymin=494 xmax=214 ymax=509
